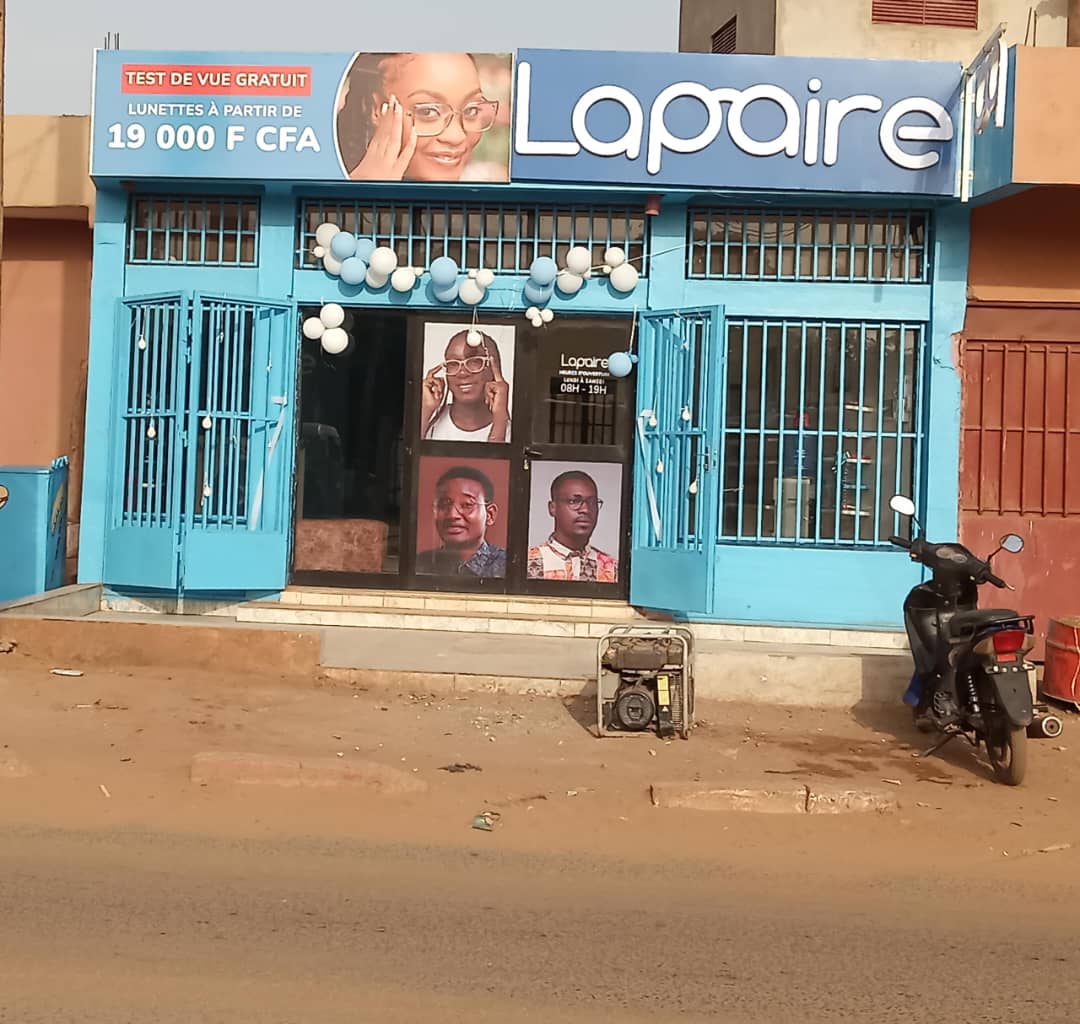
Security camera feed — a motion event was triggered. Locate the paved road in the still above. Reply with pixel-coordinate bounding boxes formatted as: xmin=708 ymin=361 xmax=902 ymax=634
xmin=0 ymin=824 xmax=1075 ymax=1023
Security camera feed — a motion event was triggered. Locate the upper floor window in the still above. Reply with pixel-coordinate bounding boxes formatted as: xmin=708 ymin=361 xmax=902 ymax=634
xmin=872 ymin=0 xmax=978 ymax=29
xmin=296 ymin=200 xmax=650 ymax=275
xmin=712 ymin=16 xmax=738 ymax=53
xmin=127 ymin=196 xmax=260 ymax=266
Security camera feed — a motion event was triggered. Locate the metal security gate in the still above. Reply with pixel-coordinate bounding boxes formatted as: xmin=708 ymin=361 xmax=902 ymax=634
xmin=630 ymin=307 xmax=724 ymax=615
xmin=103 ymin=293 xmax=297 ymax=593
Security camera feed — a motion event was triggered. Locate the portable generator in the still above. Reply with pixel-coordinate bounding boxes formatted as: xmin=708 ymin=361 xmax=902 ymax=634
xmin=595 ymin=626 xmax=695 ymax=739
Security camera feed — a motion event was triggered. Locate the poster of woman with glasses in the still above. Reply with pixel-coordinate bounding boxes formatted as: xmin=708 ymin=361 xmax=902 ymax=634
xmin=527 ymin=461 xmax=622 ymax=584
xmin=420 ymin=323 xmax=514 ymax=443
xmin=335 ymin=53 xmax=512 ymax=182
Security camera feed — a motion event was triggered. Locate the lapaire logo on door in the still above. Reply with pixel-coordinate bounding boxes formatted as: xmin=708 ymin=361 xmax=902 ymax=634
xmin=511 ymin=48 xmax=963 ymax=196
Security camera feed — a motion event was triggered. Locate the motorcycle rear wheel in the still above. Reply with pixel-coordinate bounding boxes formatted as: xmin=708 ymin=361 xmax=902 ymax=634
xmin=985 ymin=713 xmax=1028 ymax=786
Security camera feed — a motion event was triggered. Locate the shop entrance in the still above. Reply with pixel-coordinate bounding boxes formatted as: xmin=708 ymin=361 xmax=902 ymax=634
xmin=292 ymin=309 xmax=636 ymax=600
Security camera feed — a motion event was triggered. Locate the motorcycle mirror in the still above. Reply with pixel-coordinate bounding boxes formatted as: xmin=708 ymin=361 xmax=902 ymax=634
xmin=889 ymin=495 xmax=917 ymax=518
xmin=1001 ymin=534 xmax=1025 ymax=554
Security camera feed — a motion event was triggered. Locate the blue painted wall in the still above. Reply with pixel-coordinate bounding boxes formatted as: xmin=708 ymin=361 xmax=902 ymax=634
xmin=79 ymin=180 xmax=967 ymax=630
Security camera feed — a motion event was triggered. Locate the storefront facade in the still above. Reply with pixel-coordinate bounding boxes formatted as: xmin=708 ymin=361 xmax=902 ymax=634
xmin=961 ymin=40 xmax=1080 ymax=655
xmin=78 ymin=47 xmax=971 ymax=629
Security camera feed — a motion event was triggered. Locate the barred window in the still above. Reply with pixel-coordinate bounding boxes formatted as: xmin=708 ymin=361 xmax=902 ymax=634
xmin=720 ymin=319 xmax=924 ymax=547
xmin=296 ymin=200 xmax=650 ymax=275
xmin=688 ymin=208 xmax=929 ymax=284
xmin=127 ymin=197 xmax=260 ymax=266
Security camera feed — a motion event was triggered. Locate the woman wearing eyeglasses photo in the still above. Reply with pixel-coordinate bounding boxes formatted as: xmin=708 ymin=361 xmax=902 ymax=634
xmin=335 ymin=52 xmax=510 ymax=182
xmin=420 ymin=327 xmax=512 ymax=443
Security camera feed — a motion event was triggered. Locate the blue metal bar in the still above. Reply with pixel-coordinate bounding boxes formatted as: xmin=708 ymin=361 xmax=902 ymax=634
xmin=874 ymin=321 xmax=888 ymax=542
xmin=754 ymin=323 xmax=769 ymax=542
xmin=814 ymin=321 xmax=828 ymax=544
xmin=776 ymin=319 xmax=790 ymax=540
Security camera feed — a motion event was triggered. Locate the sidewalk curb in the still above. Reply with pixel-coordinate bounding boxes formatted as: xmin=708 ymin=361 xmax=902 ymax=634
xmin=650 ymin=781 xmax=899 ymax=815
xmin=190 ymin=752 xmax=428 ymax=796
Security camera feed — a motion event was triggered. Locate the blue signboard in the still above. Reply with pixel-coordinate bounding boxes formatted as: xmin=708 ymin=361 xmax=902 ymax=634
xmin=90 ymin=50 xmax=514 ymax=183
xmin=511 ymin=49 xmax=963 ymax=196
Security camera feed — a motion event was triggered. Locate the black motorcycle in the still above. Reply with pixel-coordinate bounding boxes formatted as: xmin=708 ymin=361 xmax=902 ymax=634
xmin=888 ymin=495 xmax=1036 ymax=785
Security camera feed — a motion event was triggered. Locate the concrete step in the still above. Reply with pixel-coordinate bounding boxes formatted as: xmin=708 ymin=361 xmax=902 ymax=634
xmin=240 ymin=597 xmax=909 ymax=651
xmin=318 ymin=626 xmax=912 ymax=707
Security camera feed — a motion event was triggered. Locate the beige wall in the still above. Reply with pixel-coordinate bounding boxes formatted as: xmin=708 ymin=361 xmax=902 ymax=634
xmin=4 ymin=115 xmax=94 ymax=219
xmin=1 ymin=116 xmax=94 ymax=580
xmin=968 ymin=186 xmax=1080 ymax=303
xmin=1011 ymin=46 xmax=1080 ymax=184
xmin=775 ymin=0 xmax=1065 ymax=60
xmin=679 ymin=0 xmax=777 ymax=53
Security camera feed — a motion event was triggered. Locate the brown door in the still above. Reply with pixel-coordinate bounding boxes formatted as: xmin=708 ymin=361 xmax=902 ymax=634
xmin=959 ymin=337 xmax=1080 ymax=657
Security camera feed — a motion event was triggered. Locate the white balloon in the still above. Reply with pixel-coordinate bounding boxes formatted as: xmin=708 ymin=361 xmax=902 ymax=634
xmin=369 ymin=246 xmax=398 ymax=276
xmin=565 ymin=246 xmax=592 ymax=276
xmin=529 ymin=314 xmax=544 ymax=328
xmin=556 ymin=271 xmax=584 ymax=295
xmin=312 ymin=245 xmax=326 ymax=259
xmin=366 ymin=268 xmax=389 ymax=289
xmin=466 ymin=330 xmax=483 ymax=347
xmin=540 ymin=308 xmax=554 ymax=324
xmin=458 ymin=278 xmax=486 ymax=306
xmin=302 ymin=316 xmax=325 ymax=340
xmin=319 ymin=303 xmax=345 ymax=329
xmin=609 ymin=262 xmax=640 ymax=293
xmin=322 ymin=252 xmax=344 ymax=276
xmin=321 ymin=327 xmax=349 ymax=355
xmin=390 ymin=267 xmax=417 ymax=292
xmin=467 ymin=268 xmax=478 ymax=280
xmin=476 ymin=268 xmax=495 ymax=289
xmin=525 ymin=306 xmax=540 ymax=319
xmin=315 ymin=223 xmax=341 ymax=248
xmin=604 ymin=246 xmax=626 ymax=269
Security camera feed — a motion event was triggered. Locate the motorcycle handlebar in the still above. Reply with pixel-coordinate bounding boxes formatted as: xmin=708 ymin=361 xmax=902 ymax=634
xmin=986 ymin=572 xmax=1007 ymax=589
xmin=888 ymin=535 xmax=912 ymax=550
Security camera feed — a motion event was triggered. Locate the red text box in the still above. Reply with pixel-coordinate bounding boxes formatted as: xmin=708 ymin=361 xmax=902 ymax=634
xmin=120 ymin=64 xmax=313 ymax=96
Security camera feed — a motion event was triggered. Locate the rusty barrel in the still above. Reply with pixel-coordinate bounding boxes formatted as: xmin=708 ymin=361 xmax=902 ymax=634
xmin=1044 ymin=617 xmax=1080 ymax=707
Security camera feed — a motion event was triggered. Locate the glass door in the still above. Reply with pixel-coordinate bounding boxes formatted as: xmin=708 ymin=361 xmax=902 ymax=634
xmin=512 ymin=317 xmax=636 ymax=600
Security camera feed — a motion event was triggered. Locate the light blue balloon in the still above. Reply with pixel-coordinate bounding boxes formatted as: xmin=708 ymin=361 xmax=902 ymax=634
xmin=529 ymin=256 xmax=558 ymax=287
xmin=330 ymin=232 xmax=357 ymax=260
xmin=434 ymin=281 xmax=460 ymax=303
xmin=608 ymin=351 xmax=634 ymax=378
xmin=524 ymin=280 xmax=554 ymax=305
xmin=429 ymin=256 xmax=459 ymax=289
xmin=339 ymin=256 xmax=368 ymax=286
xmin=354 ymin=238 xmax=376 ymax=262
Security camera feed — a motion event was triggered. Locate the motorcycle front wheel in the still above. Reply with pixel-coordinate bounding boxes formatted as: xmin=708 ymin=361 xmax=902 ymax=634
xmin=985 ymin=712 xmax=1028 ymax=786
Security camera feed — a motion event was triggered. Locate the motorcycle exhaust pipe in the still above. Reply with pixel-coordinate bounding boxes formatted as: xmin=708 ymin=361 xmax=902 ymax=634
xmin=1028 ymin=714 xmax=1064 ymax=739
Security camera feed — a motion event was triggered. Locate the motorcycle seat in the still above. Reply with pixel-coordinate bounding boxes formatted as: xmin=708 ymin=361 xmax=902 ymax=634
xmin=947 ymin=608 xmax=1021 ymax=639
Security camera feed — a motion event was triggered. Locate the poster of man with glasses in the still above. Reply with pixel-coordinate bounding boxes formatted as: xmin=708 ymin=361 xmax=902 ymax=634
xmin=527 ymin=462 xmax=621 ymax=584
xmin=420 ymin=323 xmax=514 ymax=443
xmin=415 ymin=456 xmax=509 ymax=578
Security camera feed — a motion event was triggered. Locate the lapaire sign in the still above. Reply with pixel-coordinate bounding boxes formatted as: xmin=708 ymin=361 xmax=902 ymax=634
xmin=511 ymin=49 xmax=963 ymax=196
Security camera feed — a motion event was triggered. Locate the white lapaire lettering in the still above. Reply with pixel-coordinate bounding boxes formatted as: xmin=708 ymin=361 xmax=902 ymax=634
xmin=513 ymin=62 xmax=955 ymax=174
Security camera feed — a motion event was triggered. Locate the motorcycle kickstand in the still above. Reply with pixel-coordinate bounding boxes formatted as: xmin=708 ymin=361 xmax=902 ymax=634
xmin=916 ymin=732 xmax=958 ymax=759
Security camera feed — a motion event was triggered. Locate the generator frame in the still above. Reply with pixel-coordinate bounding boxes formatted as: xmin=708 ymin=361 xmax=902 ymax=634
xmin=595 ymin=625 xmax=695 ymax=739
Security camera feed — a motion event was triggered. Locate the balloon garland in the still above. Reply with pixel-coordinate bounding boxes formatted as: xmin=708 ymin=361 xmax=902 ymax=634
xmin=310 ymin=220 xmax=645 ymax=375
xmin=311 ymin=221 xmax=645 ymax=320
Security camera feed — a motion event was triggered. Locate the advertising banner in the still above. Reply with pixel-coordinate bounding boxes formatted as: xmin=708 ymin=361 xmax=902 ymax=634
xmin=511 ymin=48 xmax=963 ymax=196
xmin=91 ymin=50 xmax=513 ymax=182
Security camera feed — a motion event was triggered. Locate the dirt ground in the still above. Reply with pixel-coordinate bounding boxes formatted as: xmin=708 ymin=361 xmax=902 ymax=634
xmin=3 ymin=643 xmax=1080 ymax=877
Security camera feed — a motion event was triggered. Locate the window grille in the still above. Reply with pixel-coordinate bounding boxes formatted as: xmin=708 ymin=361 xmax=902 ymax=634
xmin=720 ymin=319 xmax=925 ymax=547
xmin=688 ymin=208 xmax=929 ymax=283
xmin=712 ymin=17 xmax=737 ymax=53
xmin=296 ymin=200 xmax=650 ymax=275
xmin=127 ymin=196 xmax=260 ymax=266
xmin=872 ymin=0 xmax=978 ymax=29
